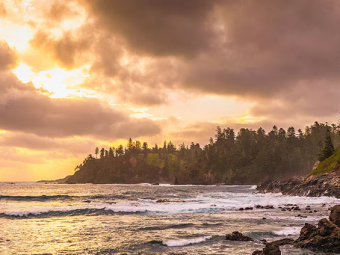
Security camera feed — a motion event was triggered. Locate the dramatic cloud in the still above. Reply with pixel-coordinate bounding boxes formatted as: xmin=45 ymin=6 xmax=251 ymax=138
xmin=81 ymin=0 xmax=218 ymax=57
xmin=0 ymin=131 xmax=97 ymax=155
xmin=180 ymin=0 xmax=340 ymax=97
xmin=29 ymin=29 xmax=91 ymax=69
xmin=0 ymin=74 xmax=161 ymax=139
xmin=3 ymin=0 xmax=340 ymax=181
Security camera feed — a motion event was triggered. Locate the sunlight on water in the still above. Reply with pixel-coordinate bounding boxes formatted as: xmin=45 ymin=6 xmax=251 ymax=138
xmin=0 ymin=184 xmax=337 ymax=254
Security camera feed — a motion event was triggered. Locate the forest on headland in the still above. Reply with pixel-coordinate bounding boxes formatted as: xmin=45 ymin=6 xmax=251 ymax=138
xmin=66 ymin=122 xmax=340 ymax=184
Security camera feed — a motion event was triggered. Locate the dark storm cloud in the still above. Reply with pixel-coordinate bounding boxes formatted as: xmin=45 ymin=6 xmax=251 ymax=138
xmin=74 ymin=0 xmax=340 ymax=112
xmin=26 ymin=0 xmax=340 ymax=119
xmin=181 ymin=0 xmax=340 ymax=98
xmin=80 ymin=0 xmax=218 ymax=57
xmin=0 ymin=73 xmax=161 ymax=139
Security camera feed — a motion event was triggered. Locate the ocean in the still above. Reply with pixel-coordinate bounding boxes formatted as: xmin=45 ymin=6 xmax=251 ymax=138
xmin=1 ymin=183 xmax=339 ymax=254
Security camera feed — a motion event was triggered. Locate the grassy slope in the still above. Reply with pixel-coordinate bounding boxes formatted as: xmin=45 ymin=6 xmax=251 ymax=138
xmin=310 ymin=147 xmax=340 ymax=175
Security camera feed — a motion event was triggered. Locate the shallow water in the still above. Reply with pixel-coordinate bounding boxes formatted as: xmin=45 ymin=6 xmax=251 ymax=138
xmin=0 ymin=183 xmax=339 ymax=254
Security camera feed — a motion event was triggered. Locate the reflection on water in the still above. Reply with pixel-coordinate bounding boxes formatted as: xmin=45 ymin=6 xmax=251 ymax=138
xmin=0 ymin=183 xmax=337 ymax=254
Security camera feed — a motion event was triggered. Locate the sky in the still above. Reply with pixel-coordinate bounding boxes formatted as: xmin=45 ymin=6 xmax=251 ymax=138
xmin=1 ymin=0 xmax=340 ymax=181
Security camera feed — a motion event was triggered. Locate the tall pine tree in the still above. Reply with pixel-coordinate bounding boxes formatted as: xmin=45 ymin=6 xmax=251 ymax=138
xmin=318 ymin=129 xmax=335 ymax=162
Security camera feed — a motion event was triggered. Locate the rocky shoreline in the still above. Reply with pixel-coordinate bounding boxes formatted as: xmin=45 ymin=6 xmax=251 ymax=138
xmin=257 ymin=170 xmax=340 ymax=198
xmin=225 ymin=205 xmax=340 ymax=254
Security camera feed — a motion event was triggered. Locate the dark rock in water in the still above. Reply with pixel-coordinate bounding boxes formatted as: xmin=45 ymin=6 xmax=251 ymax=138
xmin=318 ymin=218 xmax=337 ymax=236
xmin=245 ymin=207 xmax=253 ymax=210
xmin=264 ymin=205 xmax=274 ymax=209
xmin=173 ymin=177 xmax=179 ymax=185
xmin=225 ymin=231 xmax=253 ymax=241
xmin=263 ymin=243 xmax=281 ymax=255
xmin=156 ymin=199 xmax=169 ymax=203
xmin=148 ymin=240 xmax=163 ymax=245
xmin=329 ymin=204 xmax=340 ymax=227
xmin=270 ymin=238 xmax=294 ymax=246
xmin=239 ymin=207 xmax=244 ymax=211
xmin=152 ymin=183 xmax=159 ymax=185
xmin=294 ymin=205 xmax=340 ymax=253
xmin=252 ymin=243 xmax=281 ymax=255
xmin=297 ymin=223 xmax=317 ymax=240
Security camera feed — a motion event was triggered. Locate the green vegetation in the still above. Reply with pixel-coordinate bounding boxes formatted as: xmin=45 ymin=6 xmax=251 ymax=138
xmin=311 ymin=147 xmax=340 ymax=176
xmin=69 ymin=121 xmax=340 ymax=184
xmin=318 ymin=129 xmax=335 ymax=162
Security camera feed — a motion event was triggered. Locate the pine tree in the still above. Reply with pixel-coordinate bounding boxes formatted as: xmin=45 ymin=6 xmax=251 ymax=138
xmin=318 ymin=129 xmax=335 ymax=162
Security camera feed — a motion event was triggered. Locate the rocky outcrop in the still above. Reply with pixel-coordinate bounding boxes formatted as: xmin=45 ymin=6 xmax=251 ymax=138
xmin=225 ymin=231 xmax=253 ymax=241
xmin=252 ymin=243 xmax=281 ymax=255
xmin=257 ymin=170 xmax=340 ymax=198
xmin=252 ymin=238 xmax=294 ymax=255
xmin=329 ymin=204 xmax=340 ymax=227
xmin=294 ymin=205 xmax=340 ymax=253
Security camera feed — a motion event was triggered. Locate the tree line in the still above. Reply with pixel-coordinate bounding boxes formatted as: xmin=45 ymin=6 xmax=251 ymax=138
xmin=71 ymin=121 xmax=339 ymax=184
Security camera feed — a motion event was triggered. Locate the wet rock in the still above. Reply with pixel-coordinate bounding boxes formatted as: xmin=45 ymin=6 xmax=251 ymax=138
xmin=329 ymin=204 xmax=340 ymax=227
xmin=270 ymin=238 xmax=294 ymax=246
xmin=318 ymin=218 xmax=337 ymax=236
xmin=225 ymin=231 xmax=253 ymax=241
xmin=156 ymin=199 xmax=170 ymax=203
xmin=152 ymin=183 xmax=159 ymax=185
xmin=239 ymin=207 xmax=244 ymax=211
xmin=252 ymin=243 xmax=281 ymax=255
xmin=294 ymin=206 xmax=340 ymax=253
xmin=264 ymin=205 xmax=274 ymax=209
xmin=256 ymin=170 xmax=340 ymax=199
xmin=245 ymin=207 xmax=253 ymax=210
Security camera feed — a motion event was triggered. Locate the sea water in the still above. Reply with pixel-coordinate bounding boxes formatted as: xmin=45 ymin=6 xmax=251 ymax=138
xmin=0 ymin=183 xmax=339 ymax=254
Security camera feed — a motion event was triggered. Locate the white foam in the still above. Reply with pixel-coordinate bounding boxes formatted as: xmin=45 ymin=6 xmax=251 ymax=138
xmin=273 ymin=227 xmax=301 ymax=236
xmin=2 ymin=187 xmax=340 ymax=217
xmin=163 ymin=236 xmax=212 ymax=247
xmin=3 ymin=205 xmax=92 ymax=216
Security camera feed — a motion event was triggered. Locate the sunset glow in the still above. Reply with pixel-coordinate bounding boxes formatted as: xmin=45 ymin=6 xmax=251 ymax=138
xmin=1 ymin=0 xmax=339 ymax=181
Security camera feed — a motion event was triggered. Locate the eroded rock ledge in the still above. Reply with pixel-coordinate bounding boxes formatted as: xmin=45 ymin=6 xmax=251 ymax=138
xmin=257 ymin=170 xmax=340 ymax=198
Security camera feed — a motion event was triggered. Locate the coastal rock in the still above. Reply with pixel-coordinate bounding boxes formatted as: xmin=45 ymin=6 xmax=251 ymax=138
xmin=252 ymin=238 xmax=293 ymax=255
xmin=256 ymin=170 xmax=340 ymax=198
xmin=294 ymin=206 xmax=340 ymax=253
xmin=225 ymin=231 xmax=253 ymax=241
xmin=252 ymin=243 xmax=281 ymax=255
xmin=329 ymin=204 xmax=340 ymax=227
xmin=270 ymin=238 xmax=294 ymax=246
